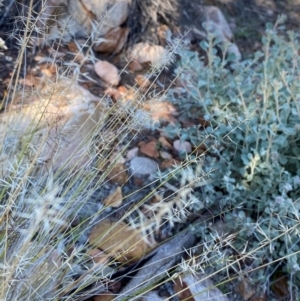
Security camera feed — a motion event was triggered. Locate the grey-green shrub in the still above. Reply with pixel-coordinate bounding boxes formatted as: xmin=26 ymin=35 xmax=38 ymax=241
xmin=166 ymin=16 xmax=300 ymax=295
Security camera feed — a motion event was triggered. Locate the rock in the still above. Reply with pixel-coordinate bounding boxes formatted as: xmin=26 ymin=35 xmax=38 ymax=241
xmin=109 ymin=152 xmax=126 ymax=164
xmin=126 ymin=147 xmax=139 ymax=160
xmin=36 ymin=95 xmax=107 ymax=172
xmin=159 ymin=151 xmax=172 ymax=159
xmin=127 ymin=42 xmax=166 ymax=66
xmin=44 ymin=2 xmax=86 ymax=43
xmin=36 ymin=0 xmax=69 ymax=44
xmin=0 ymin=79 xmax=108 ymax=176
xmin=0 ymin=37 xmax=7 ymax=51
xmin=204 ymin=6 xmax=241 ymax=61
xmin=130 ymin=156 xmax=157 ymax=175
xmin=227 ymin=43 xmax=241 ymax=61
xmin=140 ymin=141 xmax=159 ymax=159
xmin=89 ymin=219 xmax=150 ymax=263
xmin=67 ymin=0 xmax=130 ymax=37
xmin=94 ymin=60 xmax=120 ymax=86
xmin=173 ymin=140 xmax=192 ymax=153
xmin=94 ymin=26 xmax=129 ymax=54
xmin=37 ymin=0 xmax=130 ymax=45
xmin=11 ymin=245 xmax=62 ymax=299
xmin=204 ymin=6 xmax=233 ymax=41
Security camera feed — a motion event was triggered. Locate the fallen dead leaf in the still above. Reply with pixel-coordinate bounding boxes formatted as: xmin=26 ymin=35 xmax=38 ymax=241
xmin=250 ymin=293 xmax=267 ymax=301
xmin=198 ymin=117 xmax=210 ymax=128
xmin=88 ymin=249 xmax=110 ymax=265
xmin=47 ymin=47 xmax=66 ymax=58
xmin=271 ymin=272 xmax=290 ymax=299
xmin=113 ymin=220 xmax=200 ymax=301
xmin=19 ymin=73 xmax=39 ymax=87
xmin=238 ymin=277 xmax=256 ymax=301
xmin=132 ymin=177 xmax=146 ymax=186
xmin=158 ymin=24 xmax=170 ymax=47
xmin=158 ymin=136 xmax=173 ymax=149
xmin=117 ymin=86 xmax=137 ymax=103
xmin=89 ymin=219 xmax=151 ymax=263
xmin=140 ymin=141 xmax=159 ymax=159
xmin=128 ymin=59 xmax=143 ymax=71
xmin=135 ymin=74 xmax=151 ymax=90
xmin=105 ymin=87 xmax=122 ymax=102
xmin=194 ymin=143 xmax=207 ymax=156
xmin=94 ymin=26 xmax=129 ymax=54
xmin=40 ymin=63 xmax=58 ymax=77
xmin=103 ymin=187 xmax=123 ymax=208
xmin=107 ymin=163 xmax=128 ymax=185
xmin=141 ymin=291 xmax=165 ymax=301
xmin=174 ymin=273 xmax=229 ymax=301
xmin=174 ymin=278 xmax=195 ymax=301
xmin=143 ymin=101 xmax=177 ymax=122
xmin=93 ymin=292 xmax=114 ymax=301
xmin=68 ymin=42 xmax=80 ymax=53
xmin=159 ymin=158 xmax=180 ymax=170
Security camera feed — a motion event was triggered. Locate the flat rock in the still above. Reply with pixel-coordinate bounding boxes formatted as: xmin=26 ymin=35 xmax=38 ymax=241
xmin=130 ymin=156 xmax=157 ymax=175
xmin=94 ymin=60 xmax=120 ymax=86
xmin=71 ymin=0 xmax=130 ymax=36
xmin=204 ymin=6 xmax=241 ymax=61
xmin=173 ymin=140 xmax=192 ymax=153
xmin=127 ymin=42 xmax=166 ymax=66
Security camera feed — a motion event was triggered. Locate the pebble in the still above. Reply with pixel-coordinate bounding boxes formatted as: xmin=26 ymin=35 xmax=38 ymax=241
xmin=130 ymin=156 xmax=157 ymax=175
